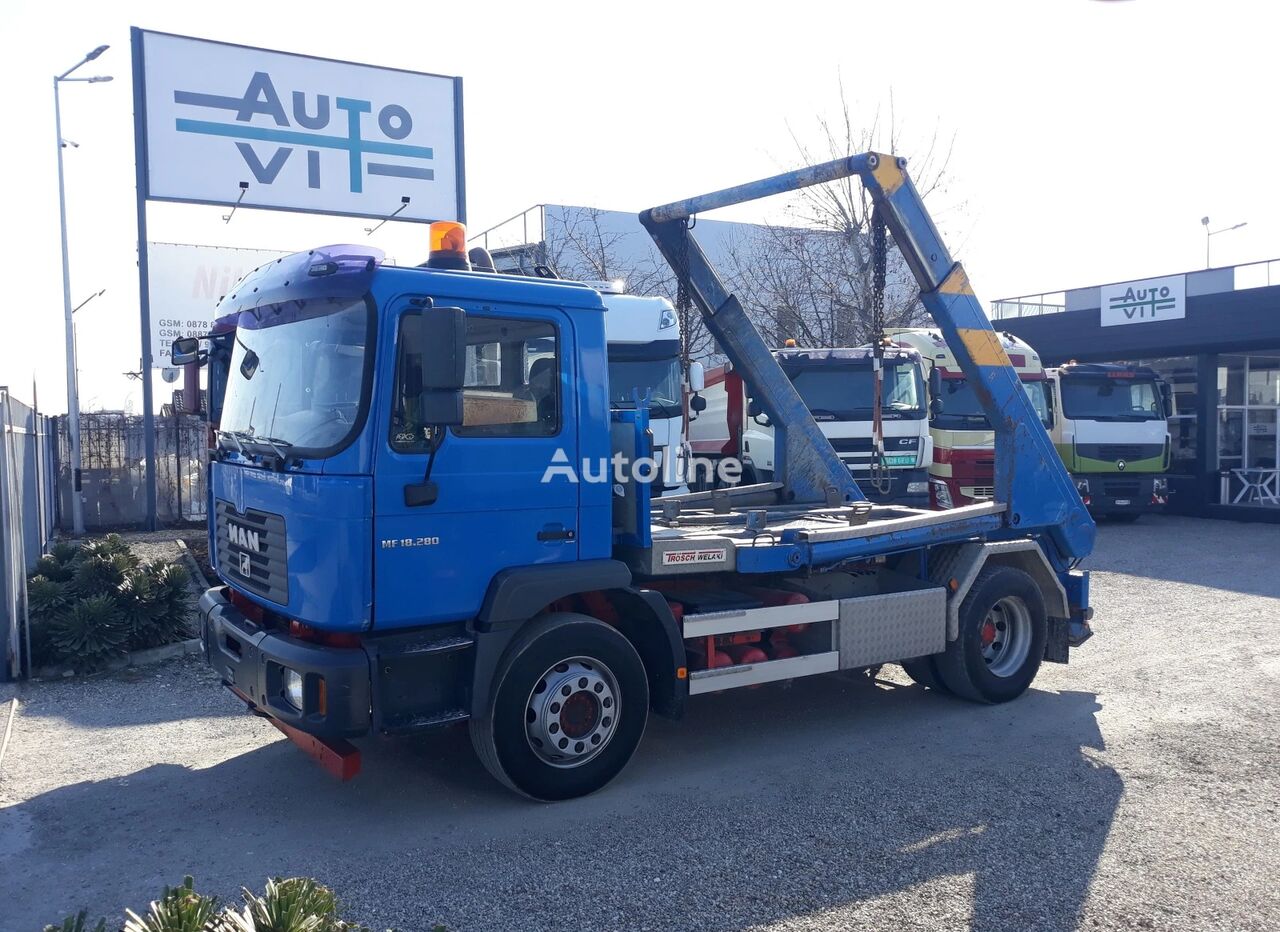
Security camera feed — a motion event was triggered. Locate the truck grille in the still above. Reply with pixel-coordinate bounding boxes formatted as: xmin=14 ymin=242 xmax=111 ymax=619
xmin=827 ymin=436 xmax=919 ymax=454
xmin=215 ymin=500 xmax=289 ymax=605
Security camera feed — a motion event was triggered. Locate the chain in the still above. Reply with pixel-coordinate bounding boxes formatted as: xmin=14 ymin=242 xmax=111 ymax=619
xmin=868 ymin=207 xmax=892 ymax=496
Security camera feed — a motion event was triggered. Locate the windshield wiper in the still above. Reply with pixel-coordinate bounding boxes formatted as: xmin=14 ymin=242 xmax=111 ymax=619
xmin=218 ymin=429 xmax=294 ymax=463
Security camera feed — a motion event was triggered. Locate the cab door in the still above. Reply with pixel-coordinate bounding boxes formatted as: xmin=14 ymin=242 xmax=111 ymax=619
xmin=373 ymin=300 xmax=579 ymax=629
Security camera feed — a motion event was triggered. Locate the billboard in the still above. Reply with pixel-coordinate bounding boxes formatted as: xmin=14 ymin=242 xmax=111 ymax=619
xmin=135 ymin=30 xmax=464 ymax=222
xmin=1100 ymin=274 xmax=1186 ymax=328
xmin=147 ymin=243 xmax=286 ymax=368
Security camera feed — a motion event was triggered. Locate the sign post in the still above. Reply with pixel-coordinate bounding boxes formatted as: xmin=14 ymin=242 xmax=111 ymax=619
xmin=129 ymin=26 xmax=464 ymax=529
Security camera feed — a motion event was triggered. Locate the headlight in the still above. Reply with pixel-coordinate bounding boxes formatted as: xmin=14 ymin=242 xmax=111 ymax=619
xmin=1153 ymin=477 xmax=1168 ymax=493
xmin=283 ymin=668 xmax=304 ymax=710
xmin=906 ymin=480 xmax=929 ymax=494
xmin=931 ymin=479 xmax=954 ymax=510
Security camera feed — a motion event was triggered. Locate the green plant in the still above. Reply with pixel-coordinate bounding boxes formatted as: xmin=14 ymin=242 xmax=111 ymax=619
xmin=120 ymin=562 xmax=193 ymax=650
xmin=49 ymin=540 xmax=81 ymax=565
xmin=34 ymin=553 xmax=75 ymax=583
xmin=45 ymin=594 xmax=128 ymax=671
xmin=27 ymin=575 xmax=70 ymax=619
xmin=123 ymin=876 xmax=220 ymax=932
xmin=43 ymin=910 xmax=107 ymax=932
xmin=70 ymin=551 xmax=135 ymax=598
xmin=219 ymin=877 xmax=363 ymax=932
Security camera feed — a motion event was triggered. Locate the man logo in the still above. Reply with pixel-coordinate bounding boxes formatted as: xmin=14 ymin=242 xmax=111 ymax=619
xmin=239 ymin=552 xmax=252 ymax=578
xmin=1117 ymin=460 xmax=1127 ymax=471
xmin=228 ymin=522 xmax=261 ymax=552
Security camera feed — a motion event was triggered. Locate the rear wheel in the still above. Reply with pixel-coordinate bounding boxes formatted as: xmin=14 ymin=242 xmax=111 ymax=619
xmin=936 ymin=565 xmax=1046 ymax=703
xmin=470 ymin=613 xmax=648 ymax=801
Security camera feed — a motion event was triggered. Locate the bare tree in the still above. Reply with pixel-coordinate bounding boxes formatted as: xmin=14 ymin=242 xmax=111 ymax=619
xmin=540 ymin=207 xmax=716 ymax=367
xmin=722 ymin=85 xmax=960 ymax=348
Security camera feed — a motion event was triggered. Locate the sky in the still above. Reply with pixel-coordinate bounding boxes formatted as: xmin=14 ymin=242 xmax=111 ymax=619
xmin=1 ymin=0 xmax=1275 ymax=415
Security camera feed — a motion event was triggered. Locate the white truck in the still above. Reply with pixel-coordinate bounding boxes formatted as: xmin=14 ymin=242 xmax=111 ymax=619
xmin=688 ymin=343 xmax=933 ymax=506
xmin=596 ymin=287 xmax=703 ymax=495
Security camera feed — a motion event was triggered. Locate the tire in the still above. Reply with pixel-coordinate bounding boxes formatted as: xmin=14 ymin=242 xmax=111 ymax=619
xmin=935 ymin=565 xmax=1047 ymax=704
xmin=900 ymin=655 xmax=949 ymax=693
xmin=470 ymin=613 xmax=649 ymax=801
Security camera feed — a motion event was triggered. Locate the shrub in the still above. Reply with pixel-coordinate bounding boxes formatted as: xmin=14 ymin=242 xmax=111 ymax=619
xmin=26 ymin=535 xmax=195 ymax=671
xmin=43 ymin=910 xmax=107 ymax=932
xmin=123 ymin=876 xmax=220 ymax=932
xmin=49 ymin=876 xmax=407 ymax=932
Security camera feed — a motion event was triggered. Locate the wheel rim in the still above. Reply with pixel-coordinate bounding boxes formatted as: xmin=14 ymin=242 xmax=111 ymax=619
xmin=979 ymin=596 xmax=1032 ymax=678
xmin=525 ymin=656 xmax=620 ymax=768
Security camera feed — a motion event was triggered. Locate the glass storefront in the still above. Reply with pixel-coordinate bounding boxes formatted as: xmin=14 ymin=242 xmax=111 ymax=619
xmin=1217 ymin=355 xmax=1280 ymax=506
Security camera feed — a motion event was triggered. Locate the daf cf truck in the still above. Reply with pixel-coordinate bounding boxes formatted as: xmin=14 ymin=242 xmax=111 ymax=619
xmin=688 ymin=344 xmax=933 ymax=506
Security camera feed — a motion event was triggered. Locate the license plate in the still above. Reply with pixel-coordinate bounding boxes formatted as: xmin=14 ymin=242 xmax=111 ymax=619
xmin=1115 ymin=499 xmax=1130 ymax=506
xmin=884 ymin=454 xmax=916 ymax=466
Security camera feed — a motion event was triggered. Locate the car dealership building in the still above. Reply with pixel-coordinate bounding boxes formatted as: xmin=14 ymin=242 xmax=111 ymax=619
xmin=994 ymin=259 xmax=1280 ymax=522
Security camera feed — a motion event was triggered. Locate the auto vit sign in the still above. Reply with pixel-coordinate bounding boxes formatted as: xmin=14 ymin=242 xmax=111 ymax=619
xmin=136 ymin=30 xmax=463 ymax=221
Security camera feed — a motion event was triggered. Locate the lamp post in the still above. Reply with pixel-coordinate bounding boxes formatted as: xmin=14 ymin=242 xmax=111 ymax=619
xmin=1201 ymin=216 xmax=1247 ymax=269
xmin=55 ymin=44 xmax=111 ymax=536
xmin=71 ymin=288 xmax=105 ymax=429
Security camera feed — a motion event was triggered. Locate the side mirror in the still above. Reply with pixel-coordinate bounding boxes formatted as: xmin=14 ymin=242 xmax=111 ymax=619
xmin=688 ymin=361 xmax=705 ymax=393
xmin=689 ymin=394 xmax=707 ymax=413
xmin=402 ymin=306 xmax=466 ymax=426
xmin=928 ymin=366 xmax=942 ymax=400
xmin=930 ymin=397 xmax=944 ymax=418
xmin=747 ymin=398 xmax=762 ymax=418
xmin=1158 ymin=380 xmax=1174 ymax=418
xmin=171 ymin=336 xmax=201 ymax=366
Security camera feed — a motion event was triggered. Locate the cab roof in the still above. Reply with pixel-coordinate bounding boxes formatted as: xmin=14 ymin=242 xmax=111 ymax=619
xmin=888 ymin=327 xmax=1044 ymax=380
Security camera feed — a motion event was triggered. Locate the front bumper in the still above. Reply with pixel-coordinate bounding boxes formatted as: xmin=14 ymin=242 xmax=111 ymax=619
xmin=198 ymin=587 xmax=371 ymax=739
xmin=1075 ymin=474 xmax=1166 ymax=514
xmin=850 ymin=466 xmax=930 ymax=508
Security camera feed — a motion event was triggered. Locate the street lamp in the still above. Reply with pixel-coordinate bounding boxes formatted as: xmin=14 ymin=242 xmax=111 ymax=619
xmin=1201 ymin=216 xmax=1247 ymax=269
xmin=55 ymin=45 xmax=112 ymax=536
xmin=71 ymin=289 xmax=106 ymax=427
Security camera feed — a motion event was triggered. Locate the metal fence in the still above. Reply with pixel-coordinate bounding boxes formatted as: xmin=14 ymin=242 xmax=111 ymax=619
xmin=55 ymin=412 xmax=208 ymax=530
xmin=1 ymin=390 xmax=57 ymax=680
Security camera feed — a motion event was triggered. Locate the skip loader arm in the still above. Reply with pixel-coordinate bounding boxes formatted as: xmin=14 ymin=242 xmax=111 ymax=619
xmin=640 ymin=152 xmax=1095 ymax=563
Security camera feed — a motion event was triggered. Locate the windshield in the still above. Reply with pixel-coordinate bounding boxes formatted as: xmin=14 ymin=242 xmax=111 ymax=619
xmin=220 ymin=297 xmax=372 ymax=457
xmin=933 ymin=378 xmax=1052 ymax=429
xmin=789 ymin=364 xmax=924 ymax=421
xmin=1061 ymin=375 xmax=1163 ymax=421
xmin=608 ymin=356 xmax=683 ymax=417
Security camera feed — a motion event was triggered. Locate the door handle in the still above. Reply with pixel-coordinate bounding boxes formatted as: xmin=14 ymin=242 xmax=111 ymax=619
xmin=537 ymin=525 xmax=576 ymax=542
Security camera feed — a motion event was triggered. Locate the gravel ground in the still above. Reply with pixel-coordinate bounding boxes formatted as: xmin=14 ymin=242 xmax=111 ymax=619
xmin=1 ymin=515 xmax=1277 ymax=931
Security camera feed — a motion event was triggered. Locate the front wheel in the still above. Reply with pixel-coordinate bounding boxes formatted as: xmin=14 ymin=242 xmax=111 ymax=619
xmin=470 ymin=613 xmax=649 ymax=801
xmin=935 ymin=565 xmax=1047 ymax=703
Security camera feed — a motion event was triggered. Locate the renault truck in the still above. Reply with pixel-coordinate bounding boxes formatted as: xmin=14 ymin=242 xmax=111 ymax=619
xmin=1046 ymin=363 xmax=1171 ymax=521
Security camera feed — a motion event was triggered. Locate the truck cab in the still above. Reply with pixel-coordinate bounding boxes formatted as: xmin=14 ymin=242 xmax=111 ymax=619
xmin=891 ymin=329 xmax=1050 ymax=509
xmin=688 ymin=344 xmax=932 ymax=506
xmin=598 ymin=290 xmax=696 ymax=494
xmin=1046 ymin=363 xmax=1171 ymax=520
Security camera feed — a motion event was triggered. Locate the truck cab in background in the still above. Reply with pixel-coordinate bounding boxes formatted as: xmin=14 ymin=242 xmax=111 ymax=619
xmin=597 ymin=289 xmax=699 ymax=495
xmin=688 ymin=344 xmax=932 ymax=506
xmin=1046 ymin=363 xmax=1171 ymax=521
xmin=890 ymin=328 xmax=1050 ymax=510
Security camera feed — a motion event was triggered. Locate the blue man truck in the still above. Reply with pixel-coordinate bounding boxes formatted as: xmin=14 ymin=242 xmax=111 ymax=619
xmin=179 ymin=154 xmax=1095 ymax=800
